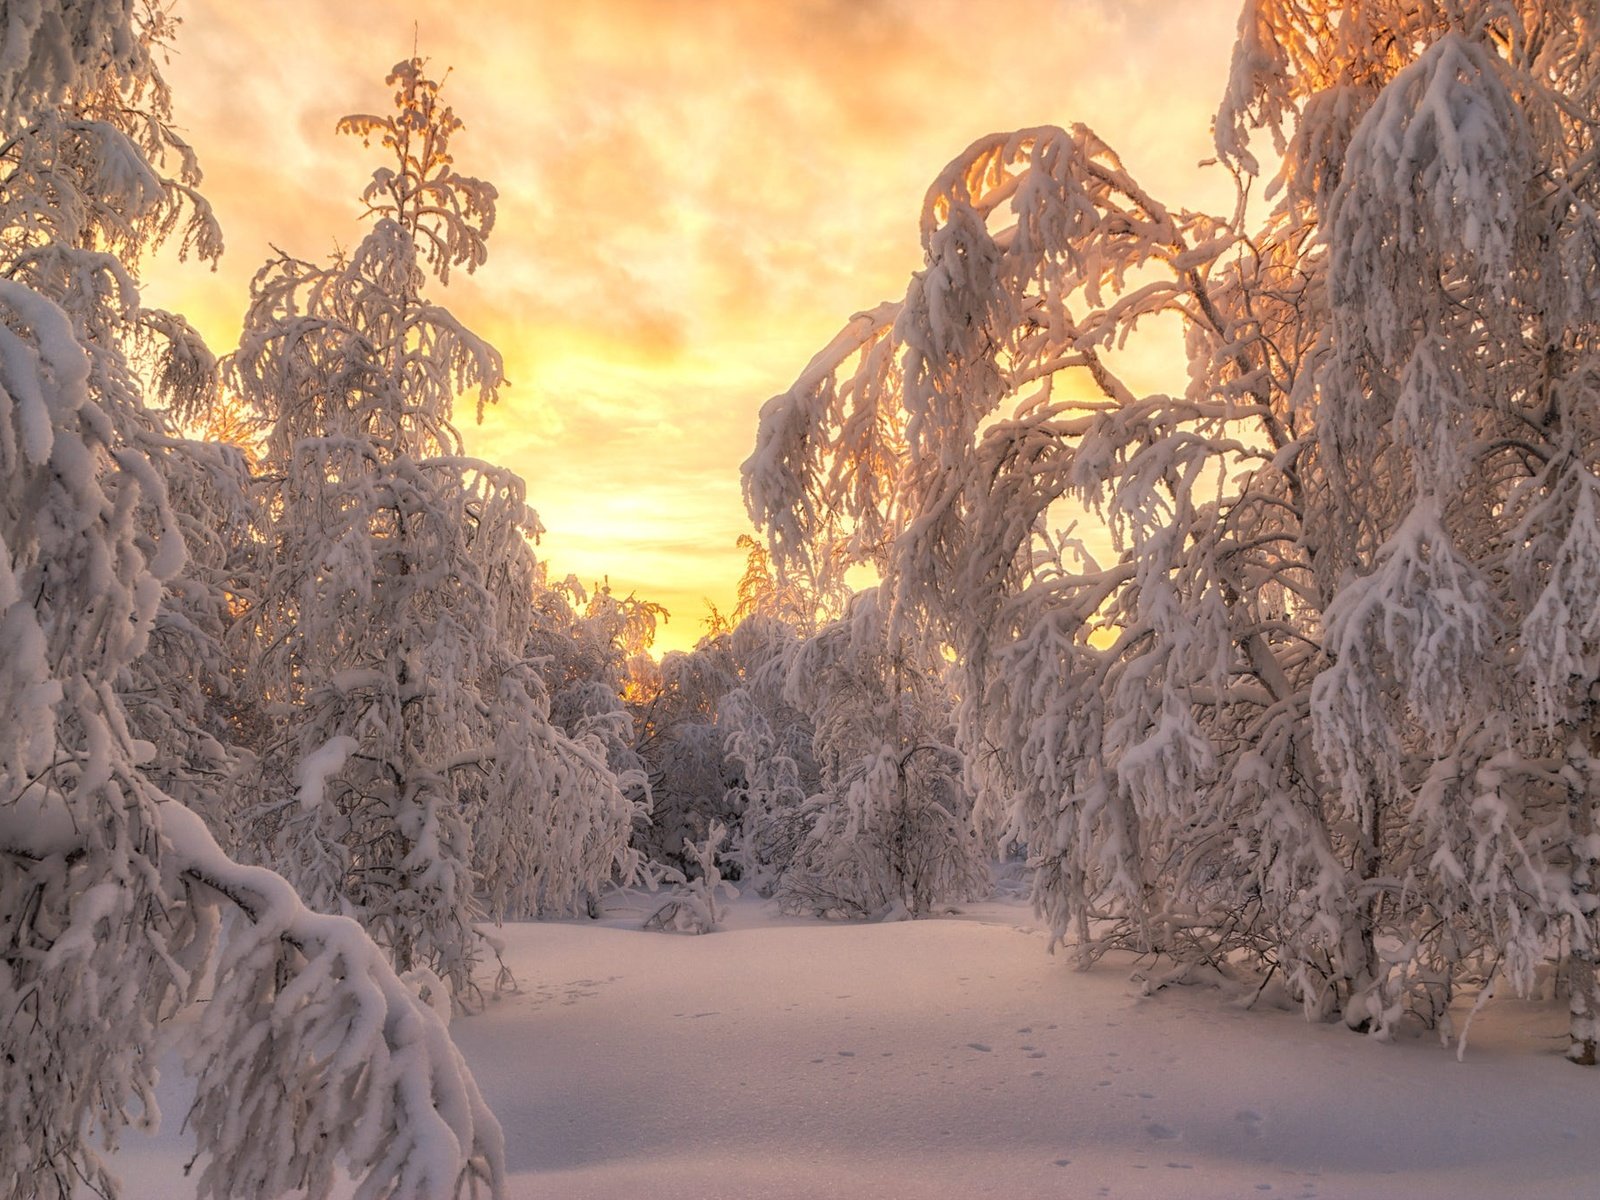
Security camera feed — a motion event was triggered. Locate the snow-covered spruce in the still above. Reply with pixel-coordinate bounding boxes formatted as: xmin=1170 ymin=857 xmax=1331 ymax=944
xmin=226 ymin=60 xmax=640 ymax=997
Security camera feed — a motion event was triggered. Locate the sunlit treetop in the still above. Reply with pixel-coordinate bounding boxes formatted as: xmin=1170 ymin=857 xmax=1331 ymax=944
xmin=337 ymin=57 xmax=497 ymax=286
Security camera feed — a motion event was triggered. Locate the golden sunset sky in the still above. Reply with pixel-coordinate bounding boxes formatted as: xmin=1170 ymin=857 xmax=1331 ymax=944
xmin=146 ymin=0 xmax=1242 ymax=652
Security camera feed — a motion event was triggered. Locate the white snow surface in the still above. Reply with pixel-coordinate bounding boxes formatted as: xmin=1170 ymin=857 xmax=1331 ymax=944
xmin=106 ymin=892 xmax=1600 ymax=1199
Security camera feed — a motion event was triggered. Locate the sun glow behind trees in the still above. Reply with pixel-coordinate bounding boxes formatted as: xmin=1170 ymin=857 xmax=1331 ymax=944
xmin=141 ymin=0 xmax=1241 ymax=649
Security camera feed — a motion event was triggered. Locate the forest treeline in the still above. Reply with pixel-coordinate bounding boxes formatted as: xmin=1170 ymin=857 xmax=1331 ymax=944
xmin=7 ymin=2 xmax=1600 ymax=1198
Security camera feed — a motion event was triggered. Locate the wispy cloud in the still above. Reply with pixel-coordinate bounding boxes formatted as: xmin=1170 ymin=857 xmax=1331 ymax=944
xmin=149 ymin=0 xmax=1240 ymax=650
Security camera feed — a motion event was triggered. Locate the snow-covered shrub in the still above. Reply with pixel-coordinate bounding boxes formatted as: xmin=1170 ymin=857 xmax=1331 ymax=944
xmin=644 ymin=821 xmax=739 ymax=934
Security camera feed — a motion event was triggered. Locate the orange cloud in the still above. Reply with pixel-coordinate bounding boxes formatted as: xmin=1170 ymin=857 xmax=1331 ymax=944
xmin=146 ymin=0 xmax=1241 ymax=651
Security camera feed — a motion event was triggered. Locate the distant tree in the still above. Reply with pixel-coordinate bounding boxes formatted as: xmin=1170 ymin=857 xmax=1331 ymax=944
xmin=489 ymin=573 xmax=655 ymax=919
xmin=631 ymin=638 xmax=742 ymax=870
xmin=0 ymin=8 xmax=502 ymax=1196
xmin=727 ymin=531 xmax=851 ymax=636
xmin=718 ymin=614 xmax=817 ymax=890
xmin=775 ymin=590 xmax=987 ymax=918
xmin=529 ymin=575 xmax=662 ymax=774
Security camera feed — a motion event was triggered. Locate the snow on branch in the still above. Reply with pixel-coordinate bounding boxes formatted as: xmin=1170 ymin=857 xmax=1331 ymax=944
xmin=167 ymin=802 xmax=505 ymax=1200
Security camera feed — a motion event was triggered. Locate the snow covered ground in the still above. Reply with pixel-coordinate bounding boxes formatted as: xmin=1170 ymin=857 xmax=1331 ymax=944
xmin=108 ymin=892 xmax=1600 ymax=1199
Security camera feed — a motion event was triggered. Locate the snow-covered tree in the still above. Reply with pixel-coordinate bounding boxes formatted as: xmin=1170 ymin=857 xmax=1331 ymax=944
xmin=707 ymin=532 xmax=851 ymax=638
xmin=749 ymin=0 xmax=1600 ymax=1053
xmin=629 ymin=600 xmax=825 ymax=880
xmin=0 ymin=7 xmax=502 ymax=1195
xmin=527 ymin=574 xmax=658 ymax=799
xmin=1228 ymin=0 xmax=1600 ymax=1057
xmin=745 ymin=114 xmax=1340 ymax=966
xmin=631 ymin=637 xmax=743 ymax=871
xmin=0 ymin=0 xmax=260 ymax=845
xmin=774 ymin=590 xmax=986 ymax=918
xmin=718 ymin=614 xmax=817 ymax=891
xmin=229 ymin=58 xmax=636 ymax=990
xmin=643 ymin=820 xmax=739 ymax=934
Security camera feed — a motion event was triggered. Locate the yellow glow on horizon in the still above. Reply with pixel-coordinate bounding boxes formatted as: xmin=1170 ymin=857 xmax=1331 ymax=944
xmin=144 ymin=0 xmax=1241 ymax=653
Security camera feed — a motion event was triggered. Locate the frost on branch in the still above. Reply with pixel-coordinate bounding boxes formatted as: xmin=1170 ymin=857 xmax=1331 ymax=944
xmin=0 ymin=0 xmax=146 ymax=127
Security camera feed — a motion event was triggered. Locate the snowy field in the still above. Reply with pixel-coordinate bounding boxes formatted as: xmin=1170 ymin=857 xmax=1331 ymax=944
xmin=107 ymin=893 xmax=1600 ymax=1200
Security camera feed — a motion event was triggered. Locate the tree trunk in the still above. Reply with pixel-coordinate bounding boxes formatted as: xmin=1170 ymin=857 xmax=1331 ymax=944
xmin=1567 ymin=724 xmax=1600 ymax=1065
xmin=1342 ymin=787 xmax=1384 ymax=1032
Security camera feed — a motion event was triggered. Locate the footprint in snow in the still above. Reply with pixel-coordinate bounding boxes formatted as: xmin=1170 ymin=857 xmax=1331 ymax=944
xmin=837 ymin=1050 xmax=856 ymax=1057
xmin=1146 ymin=1123 xmax=1179 ymax=1140
xmin=967 ymin=1042 xmax=992 ymax=1052
xmin=1052 ymin=1158 xmax=1072 ymax=1167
